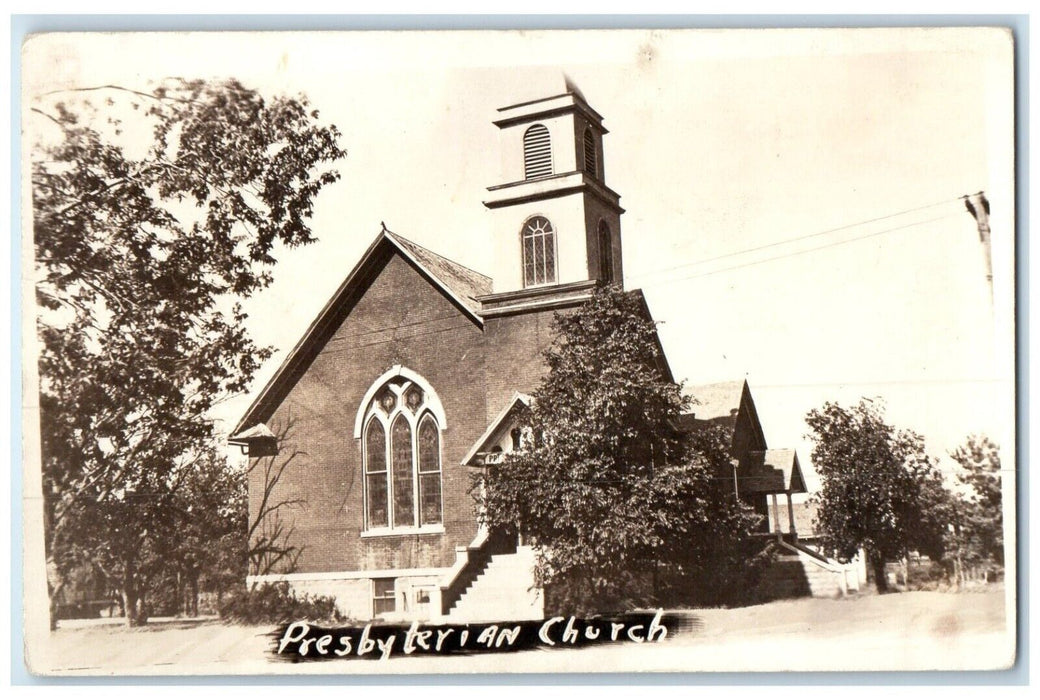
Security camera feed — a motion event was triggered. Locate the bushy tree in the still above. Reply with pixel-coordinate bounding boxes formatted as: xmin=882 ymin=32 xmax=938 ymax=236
xmin=655 ymin=423 xmax=775 ymax=607
xmin=911 ymin=461 xmax=958 ymax=563
xmin=805 ymin=399 xmax=953 ymax=592
xmin=952 ymin=435 xmax=1003 ymax=564
xmin=477 ymin=286 xmax=764 ymax=615
xmin=32 ymin=78 xmax=346 ymax=626
xmin=944 ymin=435 xmax=1004 ymax=582
xmin=165 ymin=447 xmax=248 ymax=616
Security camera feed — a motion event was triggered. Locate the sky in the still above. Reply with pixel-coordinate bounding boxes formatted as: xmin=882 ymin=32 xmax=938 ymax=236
xmin=22 ymin=28 xmax=1016 ymax=490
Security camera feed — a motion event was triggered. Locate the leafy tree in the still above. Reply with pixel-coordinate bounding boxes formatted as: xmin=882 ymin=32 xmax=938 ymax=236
xmin=49 ymin=438 xmax=201 ymax=625
xmin=805 ymin=399 xmax=953 ymax=592
xmin=947 ymin=435 xmax=1004 ymax=577
xmin=164 ymin=446 xmax=248 ymax=616
xmin=32 ymin=78 xmax=346 ymax=626
xmin=656 ymin=423 xmax=775 ymax=607
xmin=477 ymin=285 xmax=764 ymax=615
xmin=910 ymin=460 xmax=957 ymax=563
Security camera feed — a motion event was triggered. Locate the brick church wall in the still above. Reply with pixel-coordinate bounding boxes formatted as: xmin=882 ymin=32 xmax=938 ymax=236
xmin=482 ymin=310 xmax=559 ymax=424
xmin=250 ymin=251 xmax=489 ymax=574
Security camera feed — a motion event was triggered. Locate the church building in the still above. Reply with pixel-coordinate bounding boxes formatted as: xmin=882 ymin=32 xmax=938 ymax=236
xmin=230 ymin=85 xmax=841 ymax=622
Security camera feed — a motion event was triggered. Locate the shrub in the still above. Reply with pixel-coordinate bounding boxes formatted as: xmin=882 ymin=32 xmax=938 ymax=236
xmin=218 ymin=582 xmax=345 ymax=625
xmin=904 ymin=559 xmax=948 ymax=591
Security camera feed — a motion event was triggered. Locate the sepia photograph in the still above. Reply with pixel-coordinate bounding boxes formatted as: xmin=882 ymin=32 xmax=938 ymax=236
xmin=20 ymin=26 xmax=1017 ymax=676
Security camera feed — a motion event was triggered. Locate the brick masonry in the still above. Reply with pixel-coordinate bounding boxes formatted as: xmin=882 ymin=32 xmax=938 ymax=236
xmin=252 ymin=250 xmax=492 ymax=574
xmin=483 ymin=308 xmax=563 ymax=425
xmin=249 ymin=248 xmax=577 ymax=577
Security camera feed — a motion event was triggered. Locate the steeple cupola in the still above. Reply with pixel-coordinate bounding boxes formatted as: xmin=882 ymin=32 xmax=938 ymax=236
xmin=482 ymin=86 xmax=624 ymax=295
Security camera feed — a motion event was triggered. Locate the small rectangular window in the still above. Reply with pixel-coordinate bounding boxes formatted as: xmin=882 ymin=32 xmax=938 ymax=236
xmin=373 ymin=578 xmax=396 ymax=616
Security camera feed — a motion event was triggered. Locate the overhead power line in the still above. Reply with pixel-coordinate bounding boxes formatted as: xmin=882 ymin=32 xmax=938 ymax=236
xmin=749 ymin=377 xmax=1008 ymax=389
xmin=628 ymin=195 xmax=965 ymax=283
xmin=639 ymin=212 xmax=961 ymax=287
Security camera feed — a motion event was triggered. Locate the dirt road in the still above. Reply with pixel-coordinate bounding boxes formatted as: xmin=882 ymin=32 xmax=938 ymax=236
xmin=26 ymin=587 xmax=1013 ymax=676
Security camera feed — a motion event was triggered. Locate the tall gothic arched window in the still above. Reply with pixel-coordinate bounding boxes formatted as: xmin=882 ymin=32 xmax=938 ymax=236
xmin=417 ymin=415 xmax=442 ymax=526
xmin=523 ymin=124 xmax=553 ymax=179
xmin=361 ymin=377 xmax=443 ymax=531
xmin=521 ymin=215 xmax=557 ymax=287
xmin=364 ymin=420 xmax=388 ymax=528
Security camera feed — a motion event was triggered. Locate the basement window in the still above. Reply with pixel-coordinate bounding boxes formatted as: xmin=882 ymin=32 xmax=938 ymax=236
xmin=372 ymin=578 xmax=396 ymax=617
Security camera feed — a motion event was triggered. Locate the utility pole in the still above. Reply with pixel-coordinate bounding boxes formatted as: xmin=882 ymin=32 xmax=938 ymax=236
xmin=963 ymin=191 xmax=993 ymax=300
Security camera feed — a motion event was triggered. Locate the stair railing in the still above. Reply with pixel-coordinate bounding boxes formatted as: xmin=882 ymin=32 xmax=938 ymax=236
xmin=777 ymin=538 xmax=854 ymax=595
xmin=436 ymin=528 xmax=517 ymax=617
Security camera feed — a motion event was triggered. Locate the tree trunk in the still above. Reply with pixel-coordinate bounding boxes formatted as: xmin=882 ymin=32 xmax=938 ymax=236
xmin=871 ymin=554 xmax=889 ymax=593
xmin=134 ymin=594 xmax=149 ymax=626
xmin=122 ymin=569 xmax=149 ymax=627
xmin=46 ymin=553 xmax=67 ymax=631
xmin=190 ymin=573 xmax=199 ymax=618
xmin=175 ymin=570 xmax=183 ymax=617
xmin=122 ymin=588 xmax=140 ymax=628
xmin=48 ymin=579 xmax=64 ymax=631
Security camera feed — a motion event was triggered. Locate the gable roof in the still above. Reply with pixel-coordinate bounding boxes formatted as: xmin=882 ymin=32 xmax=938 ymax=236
xmin=684 ymin=380 xmax=746 ymax=420
xmin=740 ymin=448 xmax=807 ymax=494
xmin=461 ymin=392 xmax=533 ymax=466
xmin=675 ymin=379 xmax=769 ymax=462
xmin=385 ymin=231 xmax=491 ymax=319
xmin=232 ymin=228 xmax=492 ymax=436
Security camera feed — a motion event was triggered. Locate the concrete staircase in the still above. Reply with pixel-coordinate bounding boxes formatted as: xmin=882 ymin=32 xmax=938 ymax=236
xmin=796 ymin=553 xmax=852 ymax=597
xmin=756 ymin=554 xmax=813 ymax=600
xmin=756 ymin=540 xmax=859 ymax=601
xmin=447 ymin=546 xmax=544 ymax=622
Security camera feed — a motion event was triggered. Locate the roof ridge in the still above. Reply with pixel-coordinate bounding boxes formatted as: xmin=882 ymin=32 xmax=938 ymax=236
xmin=384 ymin=229 xmax=493 ymax=286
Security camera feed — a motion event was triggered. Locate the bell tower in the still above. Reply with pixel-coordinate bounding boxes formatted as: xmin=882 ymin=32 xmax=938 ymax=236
xmin=482 ymin=86 xmax=625 ymax=297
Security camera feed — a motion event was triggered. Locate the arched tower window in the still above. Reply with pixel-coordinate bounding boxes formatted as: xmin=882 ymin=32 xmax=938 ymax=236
xmin=360 ymin=375 xmax=443 ymax=531
xmin=583 ymin=127 xmax=597 ymax=176
xmin=598 ymin=220 xmax=613 ymax=284
xmin=523 ymin=124 xmax=553 ymax=180
xmin=521 ymin=216 xmax=557 ymax=287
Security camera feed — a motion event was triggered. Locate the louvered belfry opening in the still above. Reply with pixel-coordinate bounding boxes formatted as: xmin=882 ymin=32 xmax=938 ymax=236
xmin=523 ymin=124 xmax=553 ymax=179
xmin=583 ymin=127 xmax=597 ymax=176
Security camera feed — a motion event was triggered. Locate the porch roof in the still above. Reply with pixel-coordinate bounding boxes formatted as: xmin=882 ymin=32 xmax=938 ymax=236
xmin=461 ymin=392 xmax=533 ymax=467
xmin=739 ymin=448 xmax=807 ymax=494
